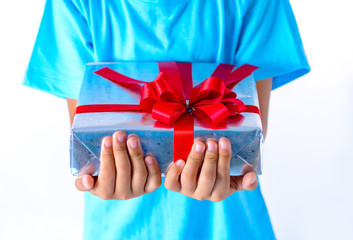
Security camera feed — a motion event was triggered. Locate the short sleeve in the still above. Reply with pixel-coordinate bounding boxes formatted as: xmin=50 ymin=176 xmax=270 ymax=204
xmin=235 ymin=0 xmax=310 ymax=89
xmin=23 ymin=0 xmax=94 ymax=99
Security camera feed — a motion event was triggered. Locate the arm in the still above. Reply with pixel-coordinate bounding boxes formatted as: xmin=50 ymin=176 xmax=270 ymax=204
xmin=67 ymin=99 xmax=77 ymax=127
xmin=256 ymin=78 xmax=272 ymax=139
xmin=164 ymin=78 xmax=272 ymax=201
xmin=67 ymin=99 xmax=162 ymax=200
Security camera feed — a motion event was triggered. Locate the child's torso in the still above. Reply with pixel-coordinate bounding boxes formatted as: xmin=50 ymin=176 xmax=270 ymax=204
xmin=81 ymin=0 xmax=244 ymax=63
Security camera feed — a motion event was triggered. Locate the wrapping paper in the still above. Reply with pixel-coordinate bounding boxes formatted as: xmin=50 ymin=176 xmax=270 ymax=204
xmin=71 ymin=62 xmax=263 ymax=176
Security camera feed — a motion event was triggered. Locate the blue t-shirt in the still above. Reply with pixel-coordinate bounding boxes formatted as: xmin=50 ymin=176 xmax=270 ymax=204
xmin=24 ymin=0 xmax=310 ymax=239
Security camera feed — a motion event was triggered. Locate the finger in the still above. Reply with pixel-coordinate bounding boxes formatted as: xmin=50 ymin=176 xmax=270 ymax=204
xmin=164 ymin=160 xmax=185 ymax=192
xmin=127 ymin=134 xmax=148 ymax=195
xmin=75 ymin=175 xmax=95 ymax=191
xmin=90 ymin=136 xmax=116 ymax=199
xmin=181 ymin=140 xmax=206 ymax=193
xmin=211 ymin=138 xmax=231 ymax=201
xmin=144 ymin=155 xmax=162 ymax=193
xmin=240 ymin=172 xmax=258 ymax=191
xmin=112 ymin=131 xmax=132 ymax=198
xmin=195 ymin=139 xmax=218 ymax=198
xmin=217 ymin=137 xmax=231 ymax=178
xmin=227 ymin=172 xmax=258 ymax=198
xmin=239 ymin=165 xmax=258 ymax=191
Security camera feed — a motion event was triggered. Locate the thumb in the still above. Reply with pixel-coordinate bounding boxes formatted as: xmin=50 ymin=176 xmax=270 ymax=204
xmin=75 ymin=175 xmax=95 ymax=191
xmin=242 ymin=172 xmax=258 ymax=191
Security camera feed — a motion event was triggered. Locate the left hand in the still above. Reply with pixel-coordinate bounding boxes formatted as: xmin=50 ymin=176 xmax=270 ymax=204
xmin=164 ymin=137 xmax=258 ymax=202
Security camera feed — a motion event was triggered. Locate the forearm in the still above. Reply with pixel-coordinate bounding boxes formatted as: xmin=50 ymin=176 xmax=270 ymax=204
xmin=256 ymin=78 xmax=272 ymax=139
xmin=67 ymin=99 xmax=77 ymax=127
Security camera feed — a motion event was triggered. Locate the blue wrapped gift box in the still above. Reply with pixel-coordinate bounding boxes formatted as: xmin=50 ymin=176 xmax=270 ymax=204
xmin=71 ymin=62 xmax=263 ymax=176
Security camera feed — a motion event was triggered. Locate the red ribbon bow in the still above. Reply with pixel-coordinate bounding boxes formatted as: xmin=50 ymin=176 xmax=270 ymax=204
xmin=76 ymin=62 xmax=260 ymax=162
xmin=142 ymin=72 xmax=241 ymax=127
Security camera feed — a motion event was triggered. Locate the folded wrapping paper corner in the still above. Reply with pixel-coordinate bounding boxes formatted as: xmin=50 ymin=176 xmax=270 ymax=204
xmin=75 ymin=62 xmax=260 ymax=162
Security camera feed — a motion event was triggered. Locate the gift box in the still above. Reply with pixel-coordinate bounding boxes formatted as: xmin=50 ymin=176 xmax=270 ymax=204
xmin=71 ymin=62 xmax=263 ymax=176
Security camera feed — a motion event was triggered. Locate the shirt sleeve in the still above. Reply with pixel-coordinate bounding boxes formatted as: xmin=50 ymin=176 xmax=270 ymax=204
xmin=235 ymin=0 xmax=310 ymax=89
xmin=23 ymin=0 xmax=94 ymax=99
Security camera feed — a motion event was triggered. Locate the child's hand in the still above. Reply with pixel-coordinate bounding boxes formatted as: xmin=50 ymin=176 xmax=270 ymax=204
xmin=164 ymin=137 xmax=258 ymax=202
xmin=75 ymin=131 xmax=161 ymax=200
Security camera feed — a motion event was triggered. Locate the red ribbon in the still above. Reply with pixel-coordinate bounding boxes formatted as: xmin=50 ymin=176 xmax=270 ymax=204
xmin=76 ymin=62 xmax=260 ymax=162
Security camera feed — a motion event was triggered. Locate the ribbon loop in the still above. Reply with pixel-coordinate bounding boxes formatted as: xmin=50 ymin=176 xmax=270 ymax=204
xmin=152 ymin=101 xmax=186 ymax=125
xmin=189 ymin=77 xmax=225 ymax=106
xmin=140 ymin=83 xmax=158 ymax=111
xmin=193 ymin=103 xmax=230 ymax=127
xmin=153 ymin=73 xmax=183 ymax=104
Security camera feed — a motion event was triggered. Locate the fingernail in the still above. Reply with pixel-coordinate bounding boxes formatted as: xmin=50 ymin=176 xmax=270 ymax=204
xmin=195 ymin=143 xmax=203 ymax=152
xmin=129 ymin=140 xmax=137 ymax=149
xmin=145 ymin=156 xmax=154 ymax=165
xmin=82 ymin=176 xmax=90 ymax=189
xmin=176 ymin=160 xmax=184 ymax=167
xmin=220 ymin=140 xmax=228 ymax=150
xmin=207 ymin=141 xmax=215 ymax=151
xmin=117 ymin=134 xmax=125 ymax=142
xmin=251 ymin=176 xmax=257 ymax=185
xmin=104 ymin=139 xmax=112 ymax=148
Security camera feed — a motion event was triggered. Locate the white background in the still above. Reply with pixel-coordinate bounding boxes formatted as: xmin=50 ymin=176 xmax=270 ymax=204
xmin=0 ymin=0 xmax=352 ymax=239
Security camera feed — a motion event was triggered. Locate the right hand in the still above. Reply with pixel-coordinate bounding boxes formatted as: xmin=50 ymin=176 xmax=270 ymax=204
xmin=75 ymin=131 xmax=162 ymax=200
